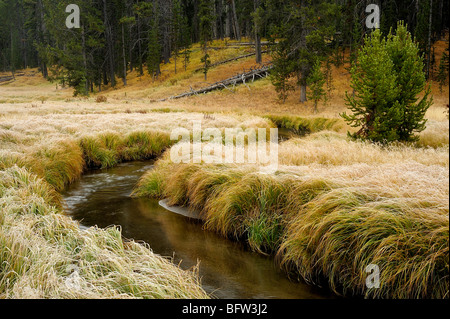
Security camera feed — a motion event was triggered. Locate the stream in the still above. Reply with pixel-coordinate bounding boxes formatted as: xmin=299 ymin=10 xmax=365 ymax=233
xmin=62 ymin=161 xmax=333 ymax=299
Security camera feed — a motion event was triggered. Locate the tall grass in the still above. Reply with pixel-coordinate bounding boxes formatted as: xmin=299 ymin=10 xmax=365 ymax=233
xmin=134 ymin=155 xmax=449 ymax=299
xmin=278 ymin=132 xmax=449 ymax=167
xmin=0 ymin=166 xmax=209 ymax=299
xmin=0 ymin=127 xmax=209 ymax=298
xmin=80 ymin=130 xmax=173 ymax=170
xmin=266 ymin=115 xmax=346 ymax=136
xmin=279 ymin=187 xmax=448 ymax=299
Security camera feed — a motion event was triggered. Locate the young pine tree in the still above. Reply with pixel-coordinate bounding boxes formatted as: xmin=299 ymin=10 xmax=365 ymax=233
xmin=342 ymin=23 xmax=432 ymax=143
xmin=270 ymin=40 xmax=295 ymax=103
xmin=437 ymin=49 xmax=449 ymax=93
xmin=385 ymin=22 xmax=433 ymax=142
xmin=324 ymin=58 xmax=334 ymax=106
xmin=307 ymin=60 xmax=326 ymax=113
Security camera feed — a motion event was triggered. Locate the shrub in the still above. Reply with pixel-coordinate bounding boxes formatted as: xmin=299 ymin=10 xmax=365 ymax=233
xmin=96 ymin=95 xmax=107 ymax=103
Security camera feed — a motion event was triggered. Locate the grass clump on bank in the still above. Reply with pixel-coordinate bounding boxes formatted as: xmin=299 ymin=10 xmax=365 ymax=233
xmin=80 ymin=130 xmax=173 ymax=170
xmin=0 ymin=165 xmax=209 ymax=299
xmin=266 ymin=115 xmax=345 ymax=136
xmin=0 ymin=130 xmax=174 ymax=192
xmin=133 ymin=148 xmax=449 ymax=298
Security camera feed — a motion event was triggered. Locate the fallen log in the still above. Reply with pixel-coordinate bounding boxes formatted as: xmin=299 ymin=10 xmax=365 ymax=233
xmin=157 ymin=64 xmax=273 ymax=102
xmin=194 ymin=51 xmax=268 ymax=73
xmin=226 ymin=42 xmax=272 ymax=47
xmin=0 ymin=75 xmax=14 ymax=83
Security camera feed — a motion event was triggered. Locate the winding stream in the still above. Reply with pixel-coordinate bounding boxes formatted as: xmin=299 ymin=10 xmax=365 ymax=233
xmin=62 ymin=161 xmax=333 ymax=299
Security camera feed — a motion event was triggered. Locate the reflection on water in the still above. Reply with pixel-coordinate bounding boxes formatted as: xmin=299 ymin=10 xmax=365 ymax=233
xmin=62 ymin=161 xmax=333 ymax=299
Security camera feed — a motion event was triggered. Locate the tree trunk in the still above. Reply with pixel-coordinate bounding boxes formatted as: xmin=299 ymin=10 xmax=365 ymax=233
xmin=103 ymin=0 xmax=116 ymax=87
xmin=128 ymin=23 xmax=133 ymax=72
xmin=37 ymin=0 xmax=47 ymax=78
xmin=225 ymin=3 xmax=231 ymax=38
xmin=81 ymin=26 xmax=89 ymax=94
xmin=426 ymin=0 xmax=433 ymax=79
xmin=10 ymin=30 xmax=15 ymax=76
xmin=137 ymin=15 xmax=143 ymax=76
xmin=174 ymin=42 xmax=178 ymax=74
xmin=254 ymin=0 xmax=262 ymax=64
xmin=230 ymin=0 xmax=241 ymax=41
xmin=122 ymin=23 xmax=127 ymax=86
xmin=217 ymin=0 xmax=224 ymax=40
xmin=204 ymin=41 xmax=208 ymax=81
xmin=300 ymin=83 xmax=307 ymax=103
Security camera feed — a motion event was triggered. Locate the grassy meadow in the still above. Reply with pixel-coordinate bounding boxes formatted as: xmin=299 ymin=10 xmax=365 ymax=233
xmin=1 ymin=38 xmax=449 ymax=299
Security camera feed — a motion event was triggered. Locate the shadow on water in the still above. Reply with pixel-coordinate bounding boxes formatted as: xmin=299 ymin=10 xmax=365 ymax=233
xmin=62 ymin=161 xmax=335 ymax=299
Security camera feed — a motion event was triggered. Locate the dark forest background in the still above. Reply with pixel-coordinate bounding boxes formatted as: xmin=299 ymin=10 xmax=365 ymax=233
xmin=0 ymin=0 xmax=448 ymax=95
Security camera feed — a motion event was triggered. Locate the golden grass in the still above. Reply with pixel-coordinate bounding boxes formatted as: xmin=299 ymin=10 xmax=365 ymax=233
xmin=1 ymin=36 xmax=449 ymax=299
xmin=279 ymin=131 xmax=449 ymax=167
xmin=0 ymin=166 xmax=209 ymax=299
xmin=0 ymin=107 xmax=277 ymax=298
xmin=134 ymin=153 xmax=449 ymax=298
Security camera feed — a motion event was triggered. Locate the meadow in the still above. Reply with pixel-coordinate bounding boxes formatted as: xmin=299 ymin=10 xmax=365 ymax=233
xmin=0 ymin=38 xmax=448 ymax=299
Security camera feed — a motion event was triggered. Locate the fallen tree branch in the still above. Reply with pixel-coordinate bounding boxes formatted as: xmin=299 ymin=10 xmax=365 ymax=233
xmin=193 ymin=51 xmax=268 ymax=73
xmin=157 ymin=64 xmax=273 ymax=102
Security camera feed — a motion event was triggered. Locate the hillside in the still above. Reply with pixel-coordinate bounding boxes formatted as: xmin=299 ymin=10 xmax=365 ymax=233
xmin=2 ymin=37 xmax=449 ymax=119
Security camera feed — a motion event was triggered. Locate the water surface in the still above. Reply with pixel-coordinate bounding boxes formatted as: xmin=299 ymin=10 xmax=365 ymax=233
xmin=63 ymin=161 xmax=333 ymax=299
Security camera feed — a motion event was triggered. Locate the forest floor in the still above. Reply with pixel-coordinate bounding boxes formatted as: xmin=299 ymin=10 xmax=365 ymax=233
xmin=0 ymin=37 xmax=449 ymax=299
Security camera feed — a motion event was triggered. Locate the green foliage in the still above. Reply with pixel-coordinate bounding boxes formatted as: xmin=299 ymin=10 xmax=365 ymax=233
xmin=307 ymin=60 xmax=326 ymax=113
xmin=267 ymin=114 xmax=342 ymax=136
xmin=270 ymin=40 xmax=295 ymax=103
xmin=199 ymin=0 xmax=214 ymax=80
xmin=342 ymin=23 xmax=432 ymax=144
xmin=147 ymin=25 xmax=161 ymax=79
xmin=437 ymin=49 xmax=449 ymax=93
xmin=146 ymin=2 xmax=161 ymax=80
xmin=267 ymin=0 xmax=340 ymax=102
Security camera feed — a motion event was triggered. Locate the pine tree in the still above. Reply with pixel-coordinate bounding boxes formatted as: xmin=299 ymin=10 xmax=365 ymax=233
xmin=385 ymin=22 xmax=433 ymax=142
xmin=437 ymin=49 xmax=449 ymax=93
xmin=342 ymin=29 xmax=400 ymax=142
xmin=147 ymin=2 xmax=161 ymax=81
xmin=199 ymin=0 xmax=214 ymax=81
xmin=147 ymin=24 xmax=161 ymax=80
xmin=267 ymin=0 xmax=340 ymax=103
xmin=342 ymin=23 xmax=432 ymax=143
xmin=180 ymin=13 xmax=192 ymax=72
xmin=323 ymin=57 xmax=334 ymax=106
xmin=120 ymin=16 xmax=136 ymax=86
xmin=270 ymin=40 xmax=295 ymax=103
xmin=307 ymin=59 xmax=326 ymax=113
xmin=171 ymin=0 xmax=183 ymax=74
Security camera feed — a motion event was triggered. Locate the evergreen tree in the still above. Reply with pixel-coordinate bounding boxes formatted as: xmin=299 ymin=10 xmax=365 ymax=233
xmin=437 ymin=48 xmax=449 ymax=93
xmin=199 ymin=0 xmax=214 ymax=81
xmin=270 ymin=39 xmax=295 ymax=103
xmin=307 ymin=59 xmax=326 ymax=113
xmin=324 ymin=57 xmax=334 ymax=106
xmin=180 ymin=13 xmax=192 ymax=72
xmin=342 ymin=29 xmax=400 ymax=142
xmin=342 ymin=23 xmax=432 ymax=143
xmin=267 ymin=0 xmax=340 ymax=103
xmin=385 ymin=22 xmax=433 ymax=142
xmin=171 ymin=0 xmax=183 ymax=74
xmin=147 ymin=2 xmax=161 ymax=80
xmin=147 ymin=23 xmax=161 ymax=80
